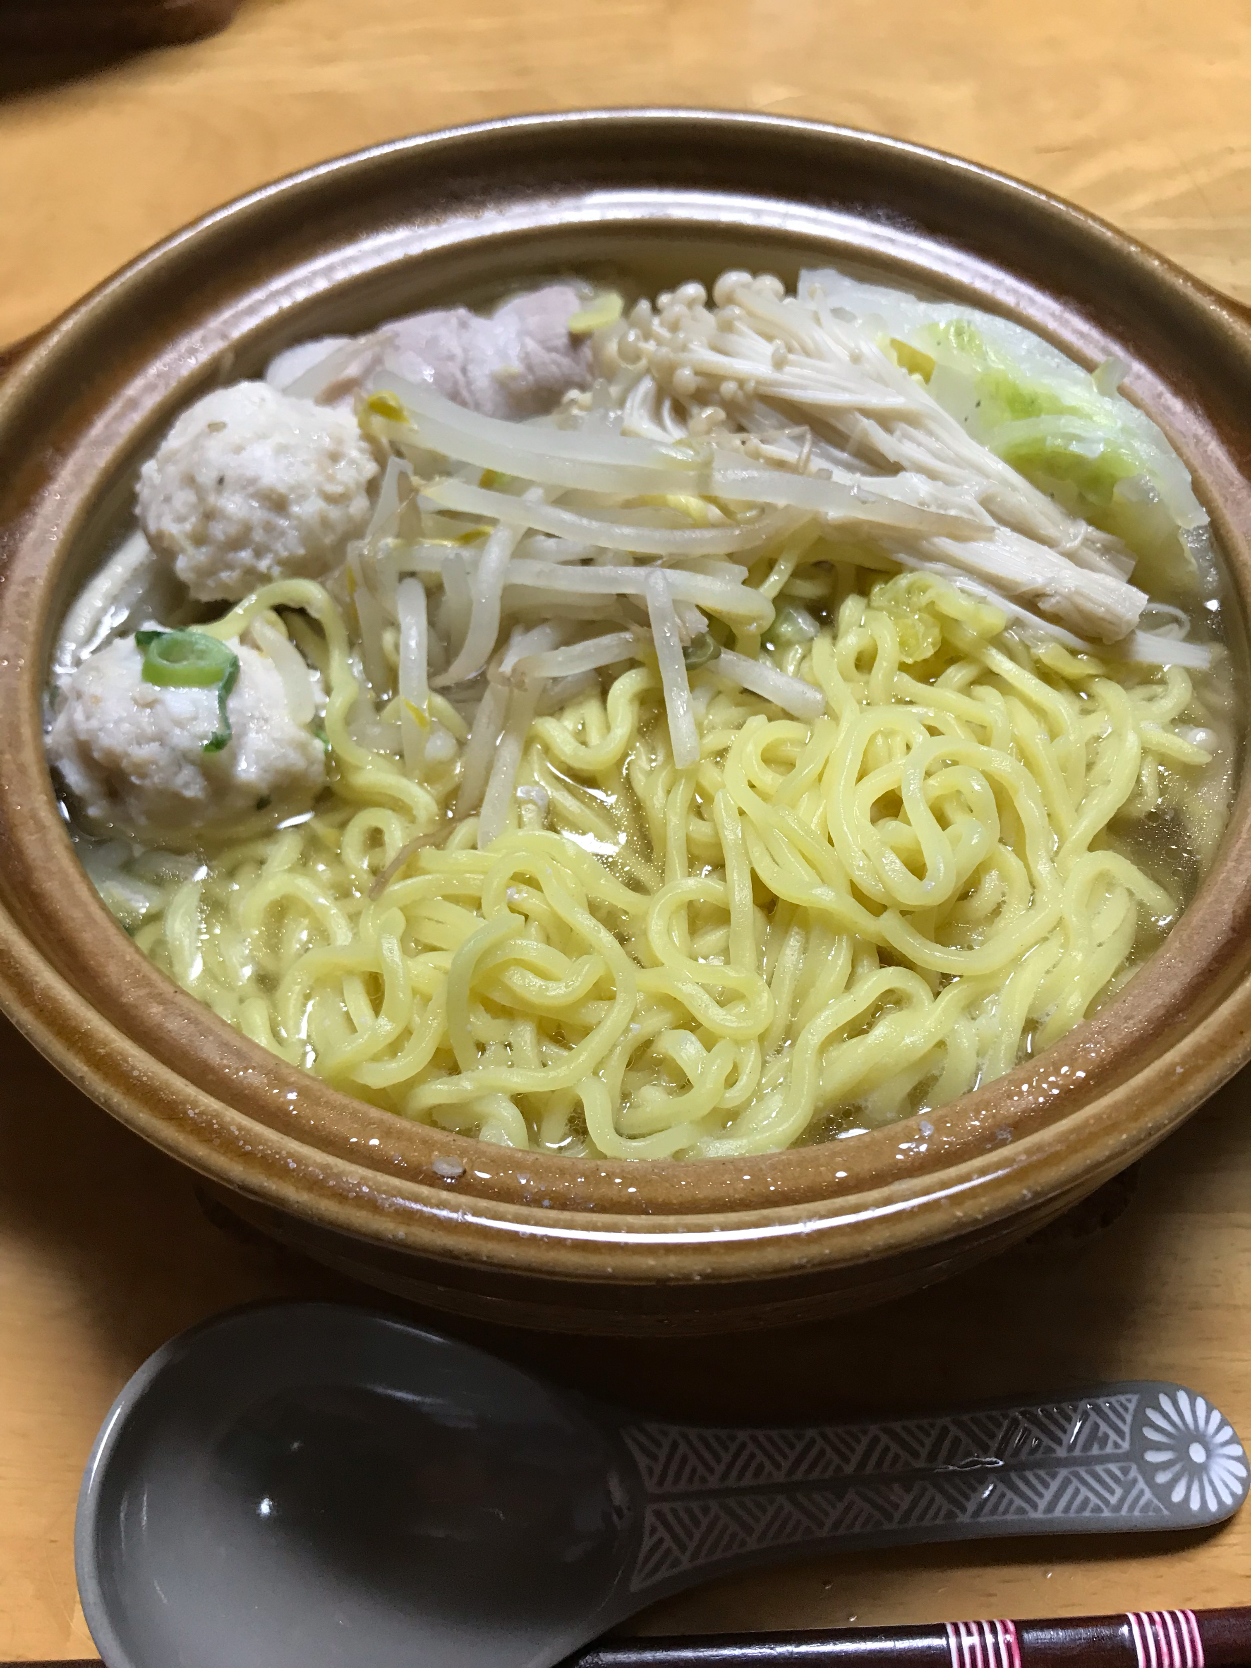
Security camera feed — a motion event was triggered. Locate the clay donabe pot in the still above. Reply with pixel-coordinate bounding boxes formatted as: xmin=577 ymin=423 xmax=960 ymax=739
xmin=1 ymin=112 xmax=1249 ymax=1333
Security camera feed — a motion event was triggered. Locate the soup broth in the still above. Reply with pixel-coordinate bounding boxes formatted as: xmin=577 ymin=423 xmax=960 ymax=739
xmin=46 ymin=266 xmax=1239 ymax=1159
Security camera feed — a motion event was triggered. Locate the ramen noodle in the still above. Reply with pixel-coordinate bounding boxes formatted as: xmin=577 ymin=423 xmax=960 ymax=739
xmin=46 ymin=270 xmax=1238 ymax=1159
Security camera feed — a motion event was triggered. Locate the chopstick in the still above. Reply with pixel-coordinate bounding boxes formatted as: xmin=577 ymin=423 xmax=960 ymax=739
xmin=10 ymin=1607 xmax=1251 ymax=1668
xmin=568 ymin=1606 xmax=1251 ymax=1666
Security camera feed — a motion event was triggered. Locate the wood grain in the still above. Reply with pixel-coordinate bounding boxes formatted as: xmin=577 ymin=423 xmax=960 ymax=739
xmin=3 ymin=0 xmax=1251 ymax=346
xmin=4 ymin=0 xmax=1251 ymax=1659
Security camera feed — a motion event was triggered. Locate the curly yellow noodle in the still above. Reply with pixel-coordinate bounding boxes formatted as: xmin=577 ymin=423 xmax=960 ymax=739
xmin=132 ymin=569 xmax=1226 ymax=1157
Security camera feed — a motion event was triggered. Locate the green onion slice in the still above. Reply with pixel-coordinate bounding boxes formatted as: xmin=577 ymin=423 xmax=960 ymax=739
xmin=136 ymin=629 xmax=240 ymax=755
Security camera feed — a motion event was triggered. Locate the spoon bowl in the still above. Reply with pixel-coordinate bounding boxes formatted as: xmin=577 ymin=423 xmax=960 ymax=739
xmin=77 ymin=1303 xmax=1251 ymax=1668
xmin=79 ymin=1305 xmax=634 ymax=1668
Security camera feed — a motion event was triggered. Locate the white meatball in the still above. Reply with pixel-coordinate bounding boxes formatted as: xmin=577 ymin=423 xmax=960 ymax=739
xmin=265 ymin=284 xmax=593 ymax=420
xmin=136 ymin=383 xmax=379 ymax=602
xmin=48 ymin=635 xmax=325 ymax=841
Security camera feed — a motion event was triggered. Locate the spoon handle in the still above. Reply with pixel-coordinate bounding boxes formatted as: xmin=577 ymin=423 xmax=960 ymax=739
xmin=617 ymin=1382 xmax=1248 ymax=1596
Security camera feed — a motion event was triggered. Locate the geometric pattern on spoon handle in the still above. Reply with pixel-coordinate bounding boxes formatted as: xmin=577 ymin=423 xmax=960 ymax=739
xmin=619 ymin=1384 xmax=1248 ymax=1592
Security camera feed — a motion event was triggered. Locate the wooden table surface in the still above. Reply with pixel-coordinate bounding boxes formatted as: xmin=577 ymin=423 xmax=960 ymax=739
xmin=4 ymin=0 xmax=1251 ymax=1658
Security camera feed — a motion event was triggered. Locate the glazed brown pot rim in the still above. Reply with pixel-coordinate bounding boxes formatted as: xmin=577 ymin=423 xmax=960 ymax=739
xmin=2 ymin=108 xmax=1251 ymax=1284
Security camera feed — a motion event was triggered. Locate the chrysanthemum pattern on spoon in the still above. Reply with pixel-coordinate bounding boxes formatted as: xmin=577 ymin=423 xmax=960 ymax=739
xmin=1141 ymin=1390 xmax=1248 ymax=1514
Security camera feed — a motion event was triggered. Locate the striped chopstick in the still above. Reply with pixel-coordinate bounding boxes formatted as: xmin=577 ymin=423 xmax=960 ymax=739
xmin=11 ymin=1610 xmax=1248 ymax=1668
xmin=569 ymin=1606 xmax=1250 ymax=1666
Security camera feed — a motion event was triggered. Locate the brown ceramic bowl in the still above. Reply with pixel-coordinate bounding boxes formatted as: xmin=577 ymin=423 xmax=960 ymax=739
xmin=2 ymin=111 xmax=1251 ymax=1335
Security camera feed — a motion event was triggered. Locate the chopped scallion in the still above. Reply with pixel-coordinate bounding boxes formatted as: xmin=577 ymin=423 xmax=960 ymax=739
xmin=136 ymin=629 xmax=240 ymax=754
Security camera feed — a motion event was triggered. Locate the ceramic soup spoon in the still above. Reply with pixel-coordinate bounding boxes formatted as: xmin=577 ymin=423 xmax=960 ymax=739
xmin=76 ymin=1302 xmax=1249 ymax=1668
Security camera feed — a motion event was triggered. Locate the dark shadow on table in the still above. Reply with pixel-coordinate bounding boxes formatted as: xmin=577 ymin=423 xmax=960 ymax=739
xmin=0 ymin=45 xmax=138 ymax=100
xmin=0 ymin=0 xmax=241 ymax=100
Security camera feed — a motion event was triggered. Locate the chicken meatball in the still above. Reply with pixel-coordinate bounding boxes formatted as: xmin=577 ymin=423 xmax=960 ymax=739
xmin=48 ymin=633 xmax=325 ymax=841
xmin=136 ymin=382 xmax=379 ymax=602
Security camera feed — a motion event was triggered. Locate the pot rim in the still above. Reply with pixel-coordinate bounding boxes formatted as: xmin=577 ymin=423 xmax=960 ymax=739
xmin=2 ymin=107 xmax=1250 ymax=1286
